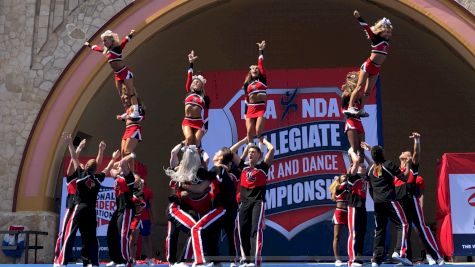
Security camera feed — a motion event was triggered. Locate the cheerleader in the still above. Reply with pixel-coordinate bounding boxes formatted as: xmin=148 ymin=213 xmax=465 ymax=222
xmin=165 ymin=146 xmax=225 ymax=267
xmin=347 ymin=146 xmax=371 ymax=267
xmin=210 ymin=138 xmax=248 ymax=266
xmin=56 ymin=134 xmax=118 ymax=267
xmin=237 ymin=138 xmax=275 ymax=267
xmin=84 ymin=29 xmax=142 ymax=120
xmin=368 ymin=145 xmax=411 ymax=266
xmin=116 ymin=90 xmax=144 ymax=171
xmin=243 ymin=41 xmax=267 ymax=145
xmin=54 ymin=139 xmax=106 ymax=266
xmin=345 ymin=11 xmax=392 ymax=117
xmin=106 ymin=153 xmax=137 ymax=267
xmin=182 ymin=50 xmax=210 ymax=147
xmin=395 ymin=133 xmax=444 ymax=265
xmin=342 ymin=71 xmax=366 ymax=168
xmin=129 ymin=176 xmax=146 ymax=265
xmin=329 ymin=175 xmax=349 ymax=266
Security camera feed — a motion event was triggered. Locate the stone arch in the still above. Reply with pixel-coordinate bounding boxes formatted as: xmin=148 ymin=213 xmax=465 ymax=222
xmin=13 ymin=0 xmax=475 ymax=211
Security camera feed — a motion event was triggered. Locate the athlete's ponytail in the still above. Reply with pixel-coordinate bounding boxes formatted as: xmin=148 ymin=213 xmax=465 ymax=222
xmin=330 ymin=175 xmax=345 ymax=202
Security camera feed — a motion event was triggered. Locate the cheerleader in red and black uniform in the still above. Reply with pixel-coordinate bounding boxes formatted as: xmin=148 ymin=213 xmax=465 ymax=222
xmin=345 ymin=11 xmax=392 ymax=117
xmin=342 ymin=71 xmax=366 ymax=170
xmin=347 ymin=147 xmax=371 ymax=267
xmin=329 ymin=175 xmax=349 ymax=266
xmin=368 ymin=146 xmax=411 ymax=266
xmin=129 ymin=177 xmax=146 ymax=264
xmin=55 ymin=134 xmax=117 ymax=267
xmin=182 ymin=50 xmax=210 ymax=147
xmin=107 ymin=153 xmax=137 ymax=267
xmin=395 ymin=133 xmax=444 ymax=265
xmin=237 ymin=138 xmax=275 ymax=267
xmin=243 ymin=41 xmax=267 ymax=145
xmin=116 ymin=91 xmax=145 ymax=171
xmin=209 ymin=138 xmax=248 ymax=266
xmin=165 ymin=146 xmax=226 ymax=267
xmin=54 ymin=139 xmax=106 ymax=266
xmin=84 ymin=29 xmax=142 ymax=120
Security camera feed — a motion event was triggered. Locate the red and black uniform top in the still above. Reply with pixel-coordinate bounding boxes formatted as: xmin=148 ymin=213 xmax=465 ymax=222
xmin=140 ymin=187 xmax=153 ymax=220
xmin=114 ymin=171 xmax=136 ymax=211
xmin=90 ymin=34 xmax=132 ymax=63
xmin=65 ymin=171 xmax=78 ymax=209
xmin=394 ymin=163 xmax=419 ymax=200
xmin=185 ymin=63 xmax=210 ymax=130
xmin=357 ymin=16 xmax=389 ymax=56
xmin=73 ymin=168 xmax=106 ymax=207
xmin=335 ymin=182 xmax=349 ymax=204
xmin=243 ymin=51 xmax=267 ymax=105
xmin=415 ymin=175 xmax=425 ymax=198
xmin=210 ymin=165 xmax=239 ymax=211
xmin=239 ymin=160 xmax=269 ymax=202
xmin=368 ymin=160 xmax=405 ymax=203
xmin=132 ymin=189 xmax=146 ymax=218
xmin=175 ymin=167 xmax=222 ymax=214
xmin=347 ymin=173 xmax=368 ymax=208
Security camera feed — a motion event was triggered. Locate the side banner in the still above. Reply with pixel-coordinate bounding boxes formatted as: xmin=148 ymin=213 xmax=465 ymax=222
xmin=59 ymin=157 xmax=147 ymax=260
xmin=202 ymin=67 xmax=381 ymax=256
xmin=437 ymin=153 xmax=475 ymax=257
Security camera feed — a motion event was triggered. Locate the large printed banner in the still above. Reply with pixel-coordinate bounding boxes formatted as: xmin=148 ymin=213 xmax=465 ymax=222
xmin=202 ymin=67 xmax=382 ymax=255
xmin=437 ymin=153 xmax=475 ymax=257
xmin=59 ymin=157 xmax=147 ymax=259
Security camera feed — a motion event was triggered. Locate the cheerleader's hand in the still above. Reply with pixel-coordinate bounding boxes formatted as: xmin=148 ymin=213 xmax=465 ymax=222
xmin=188 ymin=50 xmax=198 ymax=63
xmin=361 ymin=141 xmax=372 ymax=151
xmin=99 ymin=141 xmax=106 ymax=151
xmin=257 ymin=40 xmax=266 ymax=51
xmin=409 ymin=132 xmax=421 ymax=139
xmin=112 ymin=149 xmax=121 ymax=160
xmin=84 ymin=41 xmax=90 ymax=47
xmin=354 ymin=10 xmax=360 ymax=18
xmin=78 ymin=139 xmax=87 ymax=151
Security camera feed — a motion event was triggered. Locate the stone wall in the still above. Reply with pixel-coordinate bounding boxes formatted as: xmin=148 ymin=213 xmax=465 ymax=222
xmin=0 ymin=212 xmax=58 ymax=264
xmin=456 ymin=0 xmax=475 ymax=14
xmin=0 ymin=0 xmax=131 ymax=263
xmin=0 ymin=0 xmax=132 ymax=212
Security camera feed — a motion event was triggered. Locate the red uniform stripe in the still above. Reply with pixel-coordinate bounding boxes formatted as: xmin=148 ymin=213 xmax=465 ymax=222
xmin=54 ymin=208 xmax=71 ymax=264
xmin=58 ymin=205 xmax=78 ymax=265
xmin=413 ymin=197 xmax=441 ymax=259
xmin=120 ymin=209 xmax=133 ymax=261
xmin=191 ymin=207 xmax=226 ymax=264
xmin=391 ymin=201 xmax=408 ymax=257
xmin=169 ymin=203 xmax=197 ymax=229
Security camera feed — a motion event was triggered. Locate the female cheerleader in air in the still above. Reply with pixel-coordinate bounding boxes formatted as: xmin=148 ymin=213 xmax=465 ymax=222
xmin=329 ymin=175 xmax=349 ymax=266
xmin=344 ymin=10 xmax=392 ymax=117
xmin=182 ymin=50 xmax=210 ymax=147
xmin=342 ymin=71 xmax=365 ymax=168
xmin=243 ymin=41 xmax=267 ymax=146
xmin=85 ymin=29 xmax=142 ymax=120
